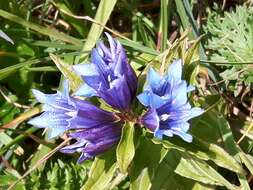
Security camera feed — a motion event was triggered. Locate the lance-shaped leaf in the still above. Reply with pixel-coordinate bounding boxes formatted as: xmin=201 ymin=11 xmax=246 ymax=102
xmin=80 ymin=0 xmax=117 ymax=61
xmin=129 ymin=137 xmax=167 ymax=190
xmin=213 ymin=111 xmax=251 ymax=190
xmin=153 ymin=136 xmax=244 ymax=174
xmin=50 ymin=54 xmax=83 ymax=92
xmin=116 ymin=122 xmax=135 ymax=173
xmin=166 ymin=151 xmax=238 ymax=190
xmin=0 ymin=10 xmax=81 ymax=46
xmin=81 ymin=150 xmax=117 ymax=190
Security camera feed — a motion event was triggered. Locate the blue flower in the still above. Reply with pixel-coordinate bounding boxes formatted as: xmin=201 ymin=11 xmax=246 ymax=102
xmin=73 ymin=33 xmax=137 ymax=111
xmin=28 ymin=82 xmax=122 ymax=161
xmin=29 ymin=82 xmax=118 ymax=138
xmin=137 ymin=60 xmax=203 ymax=142
xmin=60 ymin=122 xmax=123 ymax=163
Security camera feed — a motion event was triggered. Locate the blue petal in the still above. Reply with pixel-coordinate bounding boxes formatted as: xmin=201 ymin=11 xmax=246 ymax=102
xmin=60 ymin=140 xmax=87 ymax=154
xmin=83 ymin=135 xmax=120 ymax=154
xmin=68 ymin=98 xmax=117 ymax=129
xmin=105 ymin=32 xmax=117 ymax=60
xmin=167 ymin=59 xmax=182 ymax=82
xmin=32 ymin=89 xmax=73 ymax=111
xmin=141 ymin=108 xmax=159 ymax=131
xmin=171 ymin=81 xmax=188 ymax=107
xmin=154 ymin=129 xmax=165 ymax=139
xmin=91 ymin=49 xmax=112 ymax=88
xmin=137 ymin=90 xmax=167 ymax=109
xmin=69 ymin=124 xmax=122 ymax=142
xmin=28 ymin=112 xmax=69 ymax=129
xmin=74 ymin=83 xmax=97 ymax=97
xmin=146 ymin=67 xmax=162 ymax=89
xmin=73 ymin=63 xmax=103 ymax=91
xmin=99 ymin=76 xmax=131 ymax=110
xmin=73 ymin=63 xmax=98 ymax=77
xmin=97 ymin=41 xmax=111 ymax=58
xmin=171 ymin=130 xmax=193 ymax=143
xmin=47 ymin=128 xmax=66 ymax=139
xmin=163 ymin=130 xmax=173 ymax=137
xmin=62 ymin=80 xmax=70 ymax=97
xmin=171 ymin=123 xmax=190 ymax=133
xmin=113 ymin=43 xmax=127 ymax=76
xmin=77 ymin=153 xmax=93 ymax=163
xmin=187 ymin=85 xmax=195 ymax=92
xmin=190 ymin=107 xmax=204 ymax=118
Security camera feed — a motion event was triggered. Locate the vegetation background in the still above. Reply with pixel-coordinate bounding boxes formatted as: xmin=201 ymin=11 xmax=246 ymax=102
xmin=1 ymin=0 xmax=253 ymax=189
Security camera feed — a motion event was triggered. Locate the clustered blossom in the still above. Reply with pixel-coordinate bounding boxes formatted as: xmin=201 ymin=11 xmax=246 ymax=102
xmin=73 ymin=33 xmax=137 ymax=111
xmin=28 ymin=34 xmax=203 ymax=163
xmin=29 ymin=82 xmax=122 ymax=163
xmin=137 ymin=60 xmax=204 ymax=142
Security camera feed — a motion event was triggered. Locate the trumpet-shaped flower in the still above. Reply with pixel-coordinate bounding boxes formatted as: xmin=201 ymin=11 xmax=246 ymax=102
xmin=61 ymin=122 xmax=123 ymax=163
xmin=137 ymin=60 xmax=203 ymax=142
xmin=28 ymin=82 xmax=122 ymax=162
xmin=73 ymin=33 xmax=137 ymax=111
xmin=28 ymin=82 xmax=118 ymax=138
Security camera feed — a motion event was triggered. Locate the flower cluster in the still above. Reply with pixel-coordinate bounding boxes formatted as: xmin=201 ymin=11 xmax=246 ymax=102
xmin=28 ymin=34 xmax=203 ymax=163
xmin=137 ymin=60 xmax=204 ymax=142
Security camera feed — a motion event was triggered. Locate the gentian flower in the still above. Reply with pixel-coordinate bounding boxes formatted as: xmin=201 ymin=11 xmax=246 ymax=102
xmin=28 ymin=82 xmax=76 ymax=138
xmin=28 ymin=82 xmax=123 ymax=162
xmin=137 ymin=60 xmax=203 ymax=142
xmin=60 ymin=122 xmax=123 ymax=163
xmin=73 ymin=33 xmax=137 ymax=111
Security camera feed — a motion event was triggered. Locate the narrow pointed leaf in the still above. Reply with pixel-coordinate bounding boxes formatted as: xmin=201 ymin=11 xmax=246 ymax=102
xmin=170 ymin=152 xmax=238 ymax=190
xmin=214 ymin=112 xmax=251 ymax=190
xmin=116 ymin=122 xmax=135 ymax=173
xmin=50 ymin=54 xmax=83 ymax=91
xmin=0 ymin=10 xmax=81 ymax=46
xmin=153 ymin=137 xmax=244 ymax=174
xmin=130 ymin=167 xmax=151 ymax=190
xmin=81 ymin=150 xmax=117 ymax=190
xmin=80 ymin=0 xmax=117 ymax=60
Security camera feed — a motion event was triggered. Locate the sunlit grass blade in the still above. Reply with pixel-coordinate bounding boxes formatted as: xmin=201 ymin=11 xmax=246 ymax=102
xmin=0 ymin=9 xmax=81 ymax=46
xmin=79 ymin=0 xmax=117 ymax=61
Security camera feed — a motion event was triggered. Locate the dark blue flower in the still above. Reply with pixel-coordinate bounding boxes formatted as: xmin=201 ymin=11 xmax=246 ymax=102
xmin=28 ymin=82 xmax=123 ymax=162
xmin=60 ymin=122 xmax=123 ymax=163
xmin=73 ymin=33 xmax=137 ymax=111
xmin=137 ymin=60 xmax=203 ymax=142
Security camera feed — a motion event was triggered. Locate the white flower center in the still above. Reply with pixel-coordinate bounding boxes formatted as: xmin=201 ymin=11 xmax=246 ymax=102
xmin=160 ymin=114 xmax=170 ymax=121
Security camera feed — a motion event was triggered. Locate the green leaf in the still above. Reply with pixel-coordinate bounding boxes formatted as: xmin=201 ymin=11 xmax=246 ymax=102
xmin=129 ymin=137 xmax=167 ymax=190
xmin=213 ymin=112 xmax=251 ymax=190
xmin=153 ymin=137 xmax=244 ymax=174
xmin=80 ymin=0 xmax=117 ymax=61
xmin=0 ymin=10 xmax=81 ymax=46
xmin=239 ymin=153 xmax=253 ymax=175
xmin=166 ymin=151 xmax=238 ymax=190
xmin=0 ymin=51 xmax=85 ymax=80
xmin=158 ymin=0 xmax=170 ymax=51
xmin=116 ymin=122 xmax=135 ymax=173
xmin=119 ymin=39 xmax=158 ymax=56
xmin=130 ymin=167 xmax=151 ymax=190
xmin=50 ymin=54 xmax=83 ymax=92
xmin=82 ymin=150 xmax=117 ymax=190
